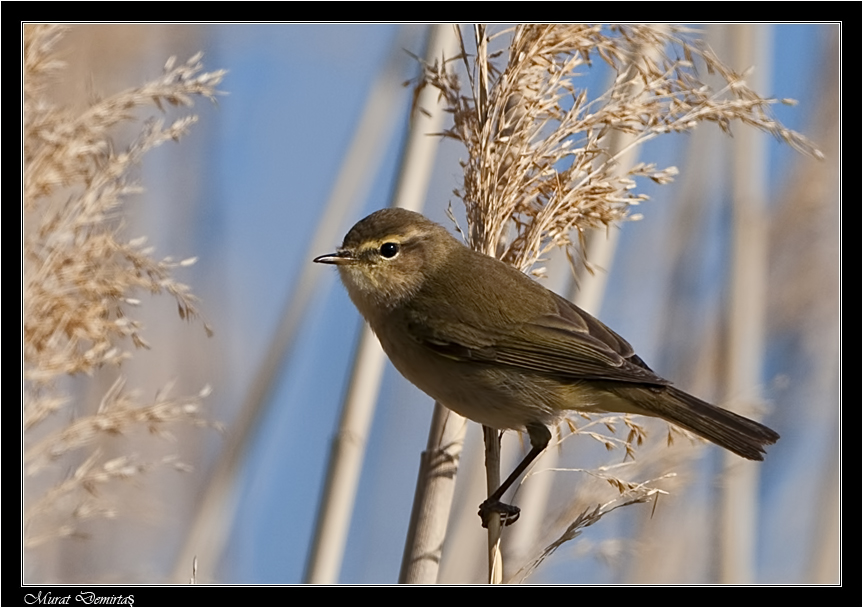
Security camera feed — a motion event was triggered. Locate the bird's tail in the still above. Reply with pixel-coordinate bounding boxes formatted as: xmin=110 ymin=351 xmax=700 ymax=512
xmin=612 ymin=385 xmax=780 ymax=460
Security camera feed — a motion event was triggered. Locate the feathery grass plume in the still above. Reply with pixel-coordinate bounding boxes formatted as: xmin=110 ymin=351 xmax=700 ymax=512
xmin=508 ymin=471 xmax=673 ymax=584
xmin=504 ymin=409 xmax=706 ymax=583
xmin=421 ymin=24 xmax=818 ymax=269
xmin=23 ymin=25 xmax=224 ymax=550
xmin=416 ymin=24 xmax=819 ymax=579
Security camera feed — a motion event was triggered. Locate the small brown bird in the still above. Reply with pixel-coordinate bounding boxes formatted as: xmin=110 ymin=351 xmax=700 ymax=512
xmin=315 ymin=208 xmax=779 ymax=527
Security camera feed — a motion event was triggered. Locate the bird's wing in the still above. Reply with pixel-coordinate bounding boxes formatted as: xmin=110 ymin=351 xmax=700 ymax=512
xmin=410 ymin=291 xmax=669 ymax=387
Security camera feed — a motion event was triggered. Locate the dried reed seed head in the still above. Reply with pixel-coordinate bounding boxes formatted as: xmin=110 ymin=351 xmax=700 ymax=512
xmin=23 ymin=25 xmax=222 ymax=549
xmin=418 ymin=25 xmax=819 ymax=273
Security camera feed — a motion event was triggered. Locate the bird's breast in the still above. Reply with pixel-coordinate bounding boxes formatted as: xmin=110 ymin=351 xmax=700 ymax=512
xmin=368 ymin=315 xmax=605 ymax=432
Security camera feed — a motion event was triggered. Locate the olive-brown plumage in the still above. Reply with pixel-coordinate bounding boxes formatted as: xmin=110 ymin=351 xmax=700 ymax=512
xmin=315 ymin=208 xmax=779 ymax=526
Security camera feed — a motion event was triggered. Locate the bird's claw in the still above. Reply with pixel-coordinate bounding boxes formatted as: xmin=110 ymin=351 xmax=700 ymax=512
xmin=478 ymin=498 xmax=521 ymax=528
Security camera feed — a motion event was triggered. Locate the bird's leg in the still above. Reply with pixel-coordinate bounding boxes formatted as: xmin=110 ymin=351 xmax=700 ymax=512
xmin=478 ymin=423 xmax=551 ymax=528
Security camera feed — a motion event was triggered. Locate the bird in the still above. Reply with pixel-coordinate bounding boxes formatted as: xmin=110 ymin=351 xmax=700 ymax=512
xmin=314 ymin=208 xmax=780 ymax=527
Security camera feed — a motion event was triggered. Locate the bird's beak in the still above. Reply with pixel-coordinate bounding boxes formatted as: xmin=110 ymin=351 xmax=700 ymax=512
xmin=313 ymin=251 xmax=355 ymax=265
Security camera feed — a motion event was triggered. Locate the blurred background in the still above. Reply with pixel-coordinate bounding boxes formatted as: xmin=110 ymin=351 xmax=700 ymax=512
xmin=23 ymin=24 xmax=839 ymax=585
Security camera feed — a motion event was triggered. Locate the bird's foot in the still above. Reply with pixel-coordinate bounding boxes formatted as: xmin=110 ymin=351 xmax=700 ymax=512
xmin=478 ymin=498 xmax=520 ymax=528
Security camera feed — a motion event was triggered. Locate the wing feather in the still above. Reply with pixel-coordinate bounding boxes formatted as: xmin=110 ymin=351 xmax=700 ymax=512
xmin=408 ymin=290 xmax=668 ymax=386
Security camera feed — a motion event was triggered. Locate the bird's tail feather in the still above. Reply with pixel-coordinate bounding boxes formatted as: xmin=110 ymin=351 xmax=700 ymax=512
xmin=613 ymin=385 xmax=780 ymax=461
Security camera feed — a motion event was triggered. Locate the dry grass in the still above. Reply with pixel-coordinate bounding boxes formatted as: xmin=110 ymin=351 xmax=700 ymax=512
xmin=419 ymin=25 xmax=819 ymax=269
xmin=23 ymin=25 xmax=224 ymax=550
xmin=416 ymin=24 xmax=819 ymax=580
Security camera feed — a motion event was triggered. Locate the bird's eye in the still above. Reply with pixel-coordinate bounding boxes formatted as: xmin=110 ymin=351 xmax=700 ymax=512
xmin=379 ymin=242 xmax=400 ymax=258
